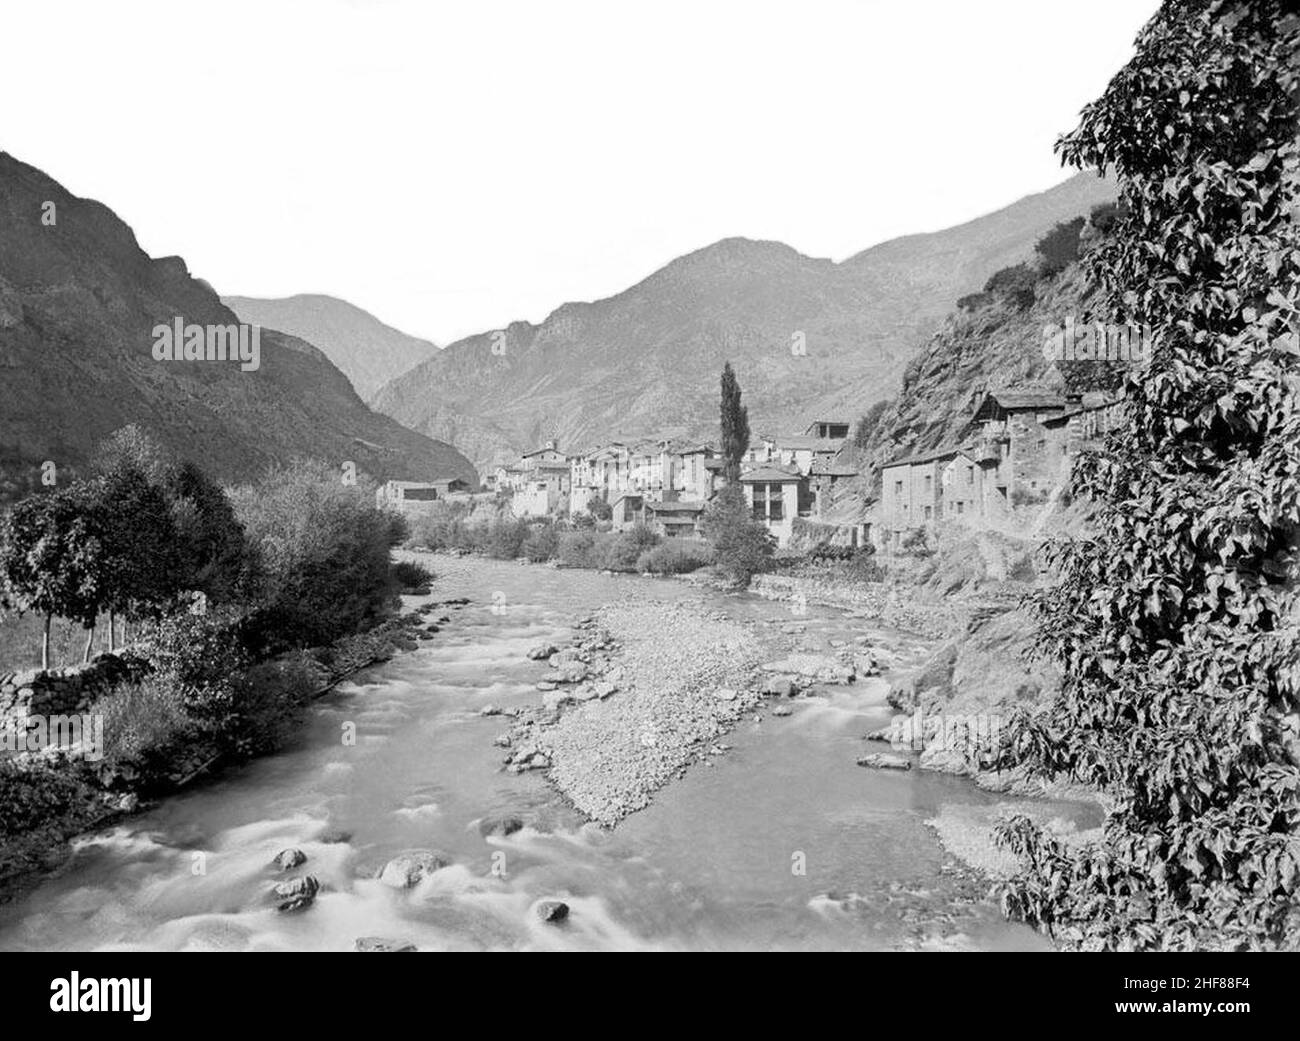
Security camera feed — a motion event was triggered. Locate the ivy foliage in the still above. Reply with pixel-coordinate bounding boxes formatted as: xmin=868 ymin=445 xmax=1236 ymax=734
xmin=995 ymin=0 xmax=1300 ymax=950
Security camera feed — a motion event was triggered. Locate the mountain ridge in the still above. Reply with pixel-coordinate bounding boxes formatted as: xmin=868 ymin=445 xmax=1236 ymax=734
xmin=372 ymin=171 xmax=1116 ymax=470
xmin=0 ymin=152 xmax=475 ymax=494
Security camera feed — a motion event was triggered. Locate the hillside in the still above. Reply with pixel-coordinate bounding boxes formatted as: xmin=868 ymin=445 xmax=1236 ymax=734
xmin=372 ymin=172 xmax=1116 ymax=470
xmin=849 ymin=211 xmax=1126 ymax=494
xmin=0 ymin=153 xmax=475 ymax=493
xmin=222 ymin=293 xmax=440 ymax=399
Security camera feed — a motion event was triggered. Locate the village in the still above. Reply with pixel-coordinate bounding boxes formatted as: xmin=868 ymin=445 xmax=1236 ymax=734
xmin=377 ymin=382 xmax=1124 ymax=551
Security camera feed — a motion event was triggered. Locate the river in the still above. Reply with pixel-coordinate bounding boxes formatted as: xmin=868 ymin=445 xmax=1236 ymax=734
xmin=0 ymin=555 xmax=1076 ymax=951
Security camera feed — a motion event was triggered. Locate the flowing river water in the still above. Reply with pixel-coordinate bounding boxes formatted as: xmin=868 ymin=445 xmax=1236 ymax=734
xmin=0 ymin=556 xmax=1087 ymax=951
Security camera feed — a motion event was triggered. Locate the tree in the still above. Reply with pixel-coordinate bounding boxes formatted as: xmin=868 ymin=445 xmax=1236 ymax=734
xmin=0 ymin=490 xmax=104 ymax=669
xmin=995 ymin=0 xmax=1300 ymax=951
xmin=79 ymin=469 xmax=179 ymax=658
xmin=1033 ymin=216 xmax=1086 ymax=276
xmin=720 ymin=362 xmax=750 ymax=483
xmin=701 ymin=485 xmax=775 ymax=586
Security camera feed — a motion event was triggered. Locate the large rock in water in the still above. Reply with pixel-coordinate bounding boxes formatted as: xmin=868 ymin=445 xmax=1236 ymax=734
xmin=536 ymin=899 xmax=569 ymax=923
xmin=527 ymin=644 xmax=558 ymax=661
xmin=478 ymin=814 xmax=524 ymax=838
xmin=273 ymin=848 xmax=307 ymax=871
xmin=355 ymin=937 xmax=418 ymax=952
xmin=856 ymin=753 xmax=912 ymax=771
xmin=378 ymin=850 xmax=451 ymax=888
xmin=273 ymin=875 xmax=320 ymax=912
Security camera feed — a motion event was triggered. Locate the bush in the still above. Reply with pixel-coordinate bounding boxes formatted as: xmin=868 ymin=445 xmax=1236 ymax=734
xmin=231 ymin=460 xmax=401 ymax=650
xmin=701 ymin=486 xmax=775 ymax=586
xmin=636 ymin=540 xmax=712 ymax=574
xmin=521 ymin=524 xmax=559 ymax=562
xmin=558 ymin=530 xmax=597 ymax=568
xmin=391 ymin=559 xmax=434 ymax=590
xmin=0 ymin=760 xmax=86 ymax=838
xmin=98 ymin=675 xmax=198 ymax=770
xmin=485 ymin=517 xmax=529 ymax=560
xmin=1034 ymin=216 xmax=1086 ymax=276
xmin=983 ymin=264 xmax=1037 ymax=309
xmin=229 ymin=654 xmax=320 ymax=757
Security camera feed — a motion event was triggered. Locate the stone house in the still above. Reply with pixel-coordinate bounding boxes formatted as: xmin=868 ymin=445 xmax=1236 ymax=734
xmin=376 ymin=477 xmax=471 ymax=512
xmin=739 ymin=466 xmax=805 ymax=547
xmin=644 ymin=499 xmax=707 ymax=538
xmin=805 ymin=418 xmax=851 ymax=440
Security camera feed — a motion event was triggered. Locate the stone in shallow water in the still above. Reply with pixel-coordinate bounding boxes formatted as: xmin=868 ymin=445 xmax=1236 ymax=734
xmin=478 ymin=814 xmax=524 ymax=838
xmin=378 ymin=851 xmax=450 ymax=888
xmin=273 ymin=848 xmax=307 ymax=871
xmin=273 ymin=875 xmax=320 ymax=912
xmin=355 ymin=936 xmax=418 ymax=952
xmin=536 ymin=899 xmax=569 ymax=923
xmin=856 ymin=753 xmax=912 ymax=771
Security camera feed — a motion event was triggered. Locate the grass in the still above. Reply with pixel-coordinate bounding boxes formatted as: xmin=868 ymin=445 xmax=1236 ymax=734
xmin=0 ymin=613 xmax=126 ymax=673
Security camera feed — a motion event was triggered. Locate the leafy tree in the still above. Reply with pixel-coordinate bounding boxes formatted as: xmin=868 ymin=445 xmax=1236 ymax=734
xmin=995 ymin=0 xmax=1300 ymax=951
xmin=983 ymin=263 xmax=1037 ymax=309
xmin=701 ymin=485 xmax=775 ymax=586
xmin=1034 ymin=216 xmax=1086 ymax=276
xmin=720 ymin=362 xmax=750 ymax=483
xmin=0 ymin=489 xmax=104 ymax=668
xmin=76 ymin=469 xmax=179 ymax=659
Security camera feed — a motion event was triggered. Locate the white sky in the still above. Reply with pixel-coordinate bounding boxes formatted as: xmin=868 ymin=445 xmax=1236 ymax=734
xmin=0 ymin=0 xmax=1157 ymax=344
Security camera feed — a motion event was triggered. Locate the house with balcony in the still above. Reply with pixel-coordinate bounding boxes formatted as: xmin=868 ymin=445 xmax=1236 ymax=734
xmin=739 ymin=465 xmax=805 ymax=547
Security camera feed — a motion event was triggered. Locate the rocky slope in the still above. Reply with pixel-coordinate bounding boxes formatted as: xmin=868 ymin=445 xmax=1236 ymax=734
xmin=222 ymin=293 xmax=441 ymax=399
xmin=848 ymin=215 xmax=1126 ymax=493
xmin=372 ymin=173 xmax=1116 ymax=470
xmin=0 ymin=152 xmax=475 ymax=489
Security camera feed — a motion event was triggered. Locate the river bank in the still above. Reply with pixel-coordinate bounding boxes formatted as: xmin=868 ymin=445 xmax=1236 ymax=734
xmin=0 ymin=552 xmax=1099 ymax=950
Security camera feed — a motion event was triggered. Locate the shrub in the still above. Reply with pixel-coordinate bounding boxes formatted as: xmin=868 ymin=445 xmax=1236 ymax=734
xmin=231 ymin=460 xmax=401 ymax=650
xmin=485 ymin=517 xmax=529 ymax=560
xmin=98 ymin=675 xmax=198 ymax=770
xmin=983 ymin=264 xmax=1037 ymax=309
xmin=1034 ymin=216 xmax=1086 ymax=276
xmin=701 ymin=486 xmax=775 ymax=586
xmin=636 ymin=540 xmax=712 ymax=574
xmin=391 ymin=559 xmax=434 ymax=590
xmin=0 ymin=760 xmax=86 ymax=838
xmin=521 ymin=524 xmax=559 ymax=562
xmin=228 ymin=654 xmax=320 ymax=757
xmin=558 ymin=530 xmax=597 ymax=568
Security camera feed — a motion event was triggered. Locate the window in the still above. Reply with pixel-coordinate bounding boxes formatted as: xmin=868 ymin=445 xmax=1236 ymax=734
xmin=924 ymin=475 xmax=933 ymax=493
xmin=924 ymin=505 xmax=933 ymax=520
xmin=751 ymin=483 xmax=786 ymax=523
xmin=894 ymin=480 xmax=904 ymax=495
xmin=956 ymin=501 xmax=964 ymax=515
xmin=966 ymin=466 xmax=974 ymax=485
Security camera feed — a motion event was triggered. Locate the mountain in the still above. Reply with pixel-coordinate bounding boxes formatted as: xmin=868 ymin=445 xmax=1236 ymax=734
xmin=371 ymin=172 xmax=1116 ymax=471
xmin=222 ymin=293 xmax=440 ymax=399
xmin=0 ymin=152 xmax=475 ymax=490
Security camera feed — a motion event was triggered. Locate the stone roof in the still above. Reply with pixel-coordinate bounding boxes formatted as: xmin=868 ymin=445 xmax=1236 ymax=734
xmin=739 ymin=466 xmax=804 ymax=483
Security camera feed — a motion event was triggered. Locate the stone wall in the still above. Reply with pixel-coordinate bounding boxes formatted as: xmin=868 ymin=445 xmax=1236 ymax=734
xmin=0 ymin=654 xmax=149 ymax=723
xmin=750 ymin=573 xmax=966 ymax=639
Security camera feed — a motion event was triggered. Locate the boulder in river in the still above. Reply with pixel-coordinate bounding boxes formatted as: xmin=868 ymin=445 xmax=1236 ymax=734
xmin=527 ymin=644 xmax=558 ymax=661
xmin=273 ymin=874 xmax=320 ymax=911
xmin=479 ymin=814 xmax=525 ymax=838
xmin=856 ymin=753 xmax=912 ymax=771
xmin=378 ymin=850 xmax=451 ymax=888
xmin=273 ymin=848 xmax=307 ymax=871
xmin=355 ymin=937 xmax=418 ymax=952
xmin=536 ymin=899 xmax=569 ymax=923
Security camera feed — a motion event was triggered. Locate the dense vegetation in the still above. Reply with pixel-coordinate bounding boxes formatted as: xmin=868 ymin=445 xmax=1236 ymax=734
xmin=995 ymin=0 xmax=1300 ymax=951
xmin=0 ymin=429 xmax=414 ymax=788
